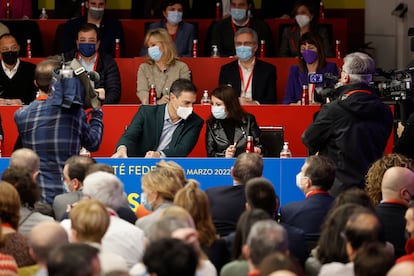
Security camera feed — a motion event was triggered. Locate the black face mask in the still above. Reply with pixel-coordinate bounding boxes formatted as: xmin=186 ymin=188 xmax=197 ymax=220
xmin=2 ymin=51 xmax=18 ymax=66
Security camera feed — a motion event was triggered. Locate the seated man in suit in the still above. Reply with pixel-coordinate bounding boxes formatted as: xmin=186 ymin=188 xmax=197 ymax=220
xmin=64 ymin=23 xmax=121 ymax=104
xmin=219 ymin=28 xmax=277 ymax=105
xmin=206 ymin=152 xmax=263 ymax=237
xmin=209 ymin=0 xmax=274 ymax=57
xmin=280 ymin=155 xmax=335 ymax=236
xmin=0 ymin=33 xmax=36 ymax=105
xmin=112 ymin=78 xmax=203 ymax=158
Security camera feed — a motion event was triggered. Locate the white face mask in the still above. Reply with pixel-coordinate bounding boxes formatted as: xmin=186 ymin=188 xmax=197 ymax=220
xmin=296 ymin=172 xmax=306 ymax=190
xmin=295 ymin=14 xmax=311 ymax=28
xmin=211 ymin=105 xmax=227 ymax=119
xmin=63 ymin=181 xmax=71 ymax=193
xmin=177 ymin=106 xmax=193 ymax=120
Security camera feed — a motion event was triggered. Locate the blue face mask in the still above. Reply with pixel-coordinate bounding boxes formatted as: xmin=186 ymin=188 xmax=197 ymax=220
xmin=167 ymin=10 xmax=183 ymax=26
xmin=236 ymin=46 xmax=253 ymax=61
xmin=301 ymin=49 xmax=318 ymax=64
xmin=148 ymin=45 xmax=163 ymax=61
xmin=79 ymin=43 xmax=96 ymax=57
xmin=212 ymin=105 xmax=228 ymax=119
xmin=231 ymin=8 xmax=247 ymax=21
xmin=140 ymin=192 xmax=153 ymax=211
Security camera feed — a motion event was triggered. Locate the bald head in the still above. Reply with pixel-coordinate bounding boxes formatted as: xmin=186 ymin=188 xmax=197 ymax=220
xmin=10 ymin=148 xmax=40 ymax=176
xmin=387 ymin=262 xmax=414 ymax=276
xmin=381 ymin=167 xmax=414 ymax=202
xmin=29 ymin=221 xmax=69 ymax=265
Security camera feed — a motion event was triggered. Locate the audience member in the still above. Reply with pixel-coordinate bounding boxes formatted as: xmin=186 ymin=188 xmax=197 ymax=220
xmin=220 ymin=209 xmax=271 ymax=276
xmin=143 ymin=238 xmax=198 ymax=276
xmin=397 ymin=202 xmax=414 ymax=263
xmin=140 ymin=0 xmax=196 ymax=57
xmin=0 ymin=1 xmax=32 ymax=19
xmin=1 ymin=167 xmax=53 ymax=236
xmin=282 ymin=32 xmax=338 ymax=104
xmin=47 ymin=243 xmax=101 ymax=276
xmin=134 ymin=0 xmax=190 ymax=18
xmin=394 ymin=112 xmax=414 ymax=159
xmin=60 ymin=172 xmax=146 ymax=269
xmin=218 ymin=28 xmax=277 ymax=105
xmin=113 ymin=78 xmax=203 ymax=157
xmin=28 ymin=221 xmax=69 ymax=276
xmin=9 ymin=148 xmax=40 ymax=180
xmin=174 ymin=180 xmax=230 ymax=272
xmin=206 ymin=86 xmax=262 ymax=157
xmin=280 ymin=155 xmax=335 ymax=236
xmin=244 ymin=177 xmax=309 ymax=266
xmin=258 ymin=252 xmax=304 ymax=276
xmin=302 ymin=52 xmax=393 ymax=196
xmin=14 ymin=57 xmax=104 ymax=205
xmin=0 ymin=181 xmax=35 ymax=267
xmin=365 ymin=153 xmax=414 ymax=205
xmin=0 ymin=34 xmax=36 ymax=105
xmin=0 ymin=223 xmax=18 ymax=276
xmin=135 ymin=166 xmax=184 ymax=235
xmin=206 ymin=153 xmax=263 ymax=237
xmin=53 ymin=155 xmax=96 ymax=221
xmin=64 ymin=23 xmax=121 ymax=104
xmin=209 ymin=0 xmax=273 ymax=57
xmin=318 ymin=208 xmax=386 ymax=276
xmin=388 ymin=261 xmax=414 ymax=276
xmin=353 ymin=242 xmax=394 ymax=276
xmin=279 ymin=0 xmax=333 ymax=57
xmin=70 ymin=199 xmax=128 ymax=274
xmin=62 ymin=0 xmax=125 ymax=57
xmin=331 ymin=187 xmax=375 ymax=211
xmin=137 ymin=28 xmax=191 ymax=104
xmin=377 ymin=166 xmax=414 ymax=258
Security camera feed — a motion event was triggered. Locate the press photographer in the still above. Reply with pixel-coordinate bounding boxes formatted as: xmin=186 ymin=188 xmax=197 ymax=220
xmin=14 ymin=56 xmax=104 ymax=206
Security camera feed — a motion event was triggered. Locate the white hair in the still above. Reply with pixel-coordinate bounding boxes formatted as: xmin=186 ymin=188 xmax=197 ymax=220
xmin=82 ymin=172 xmax=124 ymax=210
xmin=342 ymin=52 xmax=375 ymax=84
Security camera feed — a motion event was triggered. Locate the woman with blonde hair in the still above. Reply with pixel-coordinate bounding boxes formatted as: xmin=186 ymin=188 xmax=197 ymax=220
xmin=137 ymin=27 xmax=191 ymax=104
xmin=174 ymin=180 xmax=230 ymax=272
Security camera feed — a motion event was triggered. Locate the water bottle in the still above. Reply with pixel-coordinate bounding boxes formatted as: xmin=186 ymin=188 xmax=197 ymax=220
xmin=259 ymin=40 xmax=265 ymax=58
xmin=149 ymin=84 xmax=157 ymax=105
xmin=319 ymin=1 xmax=325 ymax=19
xmin=335 ymin=40 xmax=341 ymax=59
xmin=215 ymin=2 xmax=221 ymax=20
xmin=192 ymin=39 xmax=198 ymax=58
xmin=211 ymin=45 xmax=219 ymax=58
xmin=5 ymin=2 xmax=11 ymax=19
xmin=245 ymin=136 xmax=254 ymax=153
xmin=301 ymin=85 xmax=309 ymax=105
xmin=26 ymin=39 xmax=32 ymax=58
xmin=81 ymin=2 xmax=86 ymax=16
xmin=115 ymin=38 xmax=121 ymax=58
xmin=280 ymin=142 xmax=292 ymax=158
xmin=39 ymin=8 xmax=48 ymax=20
xmin=200 ymin=90 xmax=211 ymax=105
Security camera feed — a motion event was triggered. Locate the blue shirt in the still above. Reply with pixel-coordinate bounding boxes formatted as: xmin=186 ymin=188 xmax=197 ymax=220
xmin=14 ymin=99 xmax=103 ymax=204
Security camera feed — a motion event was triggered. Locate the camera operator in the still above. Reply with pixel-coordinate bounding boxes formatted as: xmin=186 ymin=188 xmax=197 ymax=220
xmin=14 ymin=56 xmax=104 ymax=206
xmin=302 ymin=52 xmax=393 ymax=197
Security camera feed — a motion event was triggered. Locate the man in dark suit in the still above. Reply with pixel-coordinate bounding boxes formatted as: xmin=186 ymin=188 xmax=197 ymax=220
xmin=206 ymin=153 xmax=263 ymax=237
xmin=218 ymin=28 xmax=277 ymax=105
xmin=112 ymin=78 xmax=203 ymax=158
xmin=376 ymin=166 xmax=414 ymax=258
xmin=280 ymin=155 xmax=335 ymax=236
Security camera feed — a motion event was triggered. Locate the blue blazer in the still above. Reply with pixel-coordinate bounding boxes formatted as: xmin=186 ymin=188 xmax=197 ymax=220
xmin=140 ymin=21 xmax=196 ymax=57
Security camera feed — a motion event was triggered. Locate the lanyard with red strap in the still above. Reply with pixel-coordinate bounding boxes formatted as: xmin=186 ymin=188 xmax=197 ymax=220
xmin=239 ymin=65 xmax=253 ymax=97
xmin=305 ymin=189 xmax=329 ymax=199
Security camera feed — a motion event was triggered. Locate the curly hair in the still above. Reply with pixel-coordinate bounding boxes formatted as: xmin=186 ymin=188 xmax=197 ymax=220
xmin=365 ymin=154 xmax=414 ymax=205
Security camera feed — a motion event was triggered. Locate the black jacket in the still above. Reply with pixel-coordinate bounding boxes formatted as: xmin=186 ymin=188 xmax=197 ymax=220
xmin=394 ymin=112 xmax=414 ymax=159
xmin=302 ymin=83 xmax=393 ymax=195
xmin=206 ymin=113 xmax=261 ymax=157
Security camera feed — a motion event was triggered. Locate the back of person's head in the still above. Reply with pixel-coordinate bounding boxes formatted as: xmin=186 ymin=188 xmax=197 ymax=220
xmin=380 ymin=166 xmax=414 ymax=201
xmin=141 ymin=168 xmax=184 ymax=202
xmin=365 ymin=153 xmax=414 ymax=205
xmin=169 ymin=78 xmax=197 ymax=97
xmin=298 ymin=32 xmax=326 ymax=70
xmin=353 ymin=242 xmax=394 ymax=276
xmin=143 ymin=238 xmax=198 ymax=276
xmin=0 ymin=181 xmax=21 ymax=230
xmin=210 ymin=85 xmax=246 ymax=122
xmin=342 ymin=52 xmax=375 ymax=84
xmin=233 ymin=153 xmax=263 ymax=184
xmin=244 ymin=220 xmax=289 ymax=267
xmin=34 ymin=56 xmax=62 ymax=93
xmin=232 ymin=209 xmax=271 ymax=259
xmin=258 ymin=252 xmax=304 ymax=276
xmin=332 ymin=188 xmax=374 ymax=211
xmin=147 ymin=216 xmax=189 ymax=242
xmin=65 ymin=155 xmax=96 ymax=183
xmin=86 ymin=163 xmax=114 ymax=175
xmin=1 ymin=167 xmax=40 ymax=208
xmin=29 ymin=221 xmax=69 ymax=265
xmin=70 ymin=199 xmax=110 ymax=243
xmin=144 ymin=28 xmax=177 ymax=65
xmin=159 ymin=205 xmax=196 ymax=229
xmin=9 ymin=148 xmax=40 ymax=176
xmin=47 ymin=243 xmax=100 ymax=276
xmin=156 ymin=160 xmax=186 ymax=186
xmin=317 ymin=203 xmax=368 ymax=264
xmin=173 ymin=180 xmax=217 ymax=247
xmin=387 ymin=261 xmax=414 ymax=276
xmin=245 ymin=177 xmax=278 ymax=218
xmin=82 ymin=172 xmax=125 ymax=210
xmin=304 ymin=155 xmax=336 ymax=190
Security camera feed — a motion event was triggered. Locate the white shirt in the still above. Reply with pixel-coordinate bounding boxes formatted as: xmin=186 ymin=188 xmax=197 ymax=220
xmin=2 ymin=59 xmax=19 ymax=79
xmin=238 ymin=58 xmax=255 ymax=100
